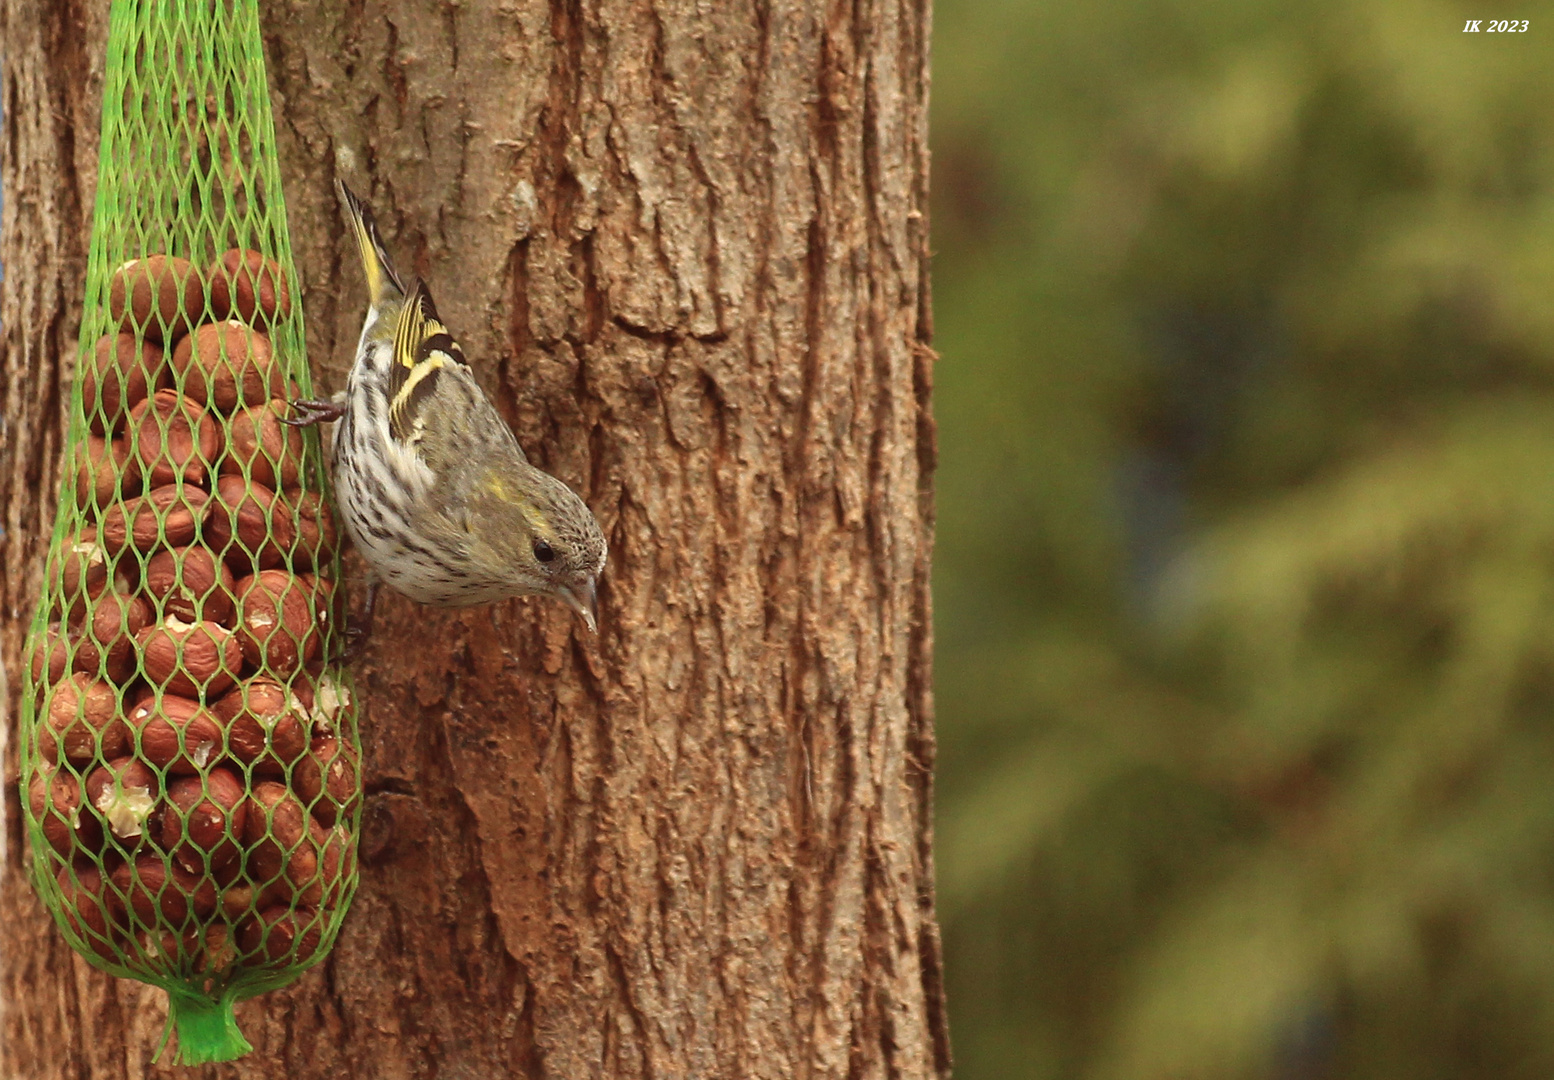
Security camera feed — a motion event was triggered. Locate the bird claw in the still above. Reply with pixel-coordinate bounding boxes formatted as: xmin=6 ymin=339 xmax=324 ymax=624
xmin=332 ymin=580 xmax=380 ymax=665
xmin=282 ymin=398 xmax=347 ymax=428
xmin=335 ymin=617 xmax=371 ymax=664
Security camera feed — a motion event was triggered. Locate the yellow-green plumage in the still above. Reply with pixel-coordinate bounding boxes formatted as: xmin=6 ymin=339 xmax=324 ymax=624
xmin=289 ymin=181 xmax=607 ymax=631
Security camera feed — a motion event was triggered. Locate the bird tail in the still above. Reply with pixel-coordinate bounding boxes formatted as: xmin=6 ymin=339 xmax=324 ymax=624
xmin=336 ymin=179 xmax=405 ymax=306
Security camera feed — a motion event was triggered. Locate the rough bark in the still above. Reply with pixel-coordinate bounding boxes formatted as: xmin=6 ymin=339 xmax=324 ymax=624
xmin=0 ymin=0 xmax=942 ymax=1077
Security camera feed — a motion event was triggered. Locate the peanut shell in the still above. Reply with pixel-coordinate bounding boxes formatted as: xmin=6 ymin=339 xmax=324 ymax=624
xmin=207 ymin=476 xmax=296 ymax=571
xmin=84 ymin=756 xmax=159 ymax=843
xmin=158 ymin=768 xmax=247 ymax=873
xmin=143 ymin=547 xmax=236 ymax=626
xmin=241 ymin=781 xmax=308 ymax=888
xmin=99 ymin=484 xmax=209 ymax=554
xmin=107 ymin=255 xmax=203 ymax=345
xmin=207 ymin=249 xmax=291 ymax=328
xmin=213 ymin=677 xmax=310 ymax=774
xmin=128 ymin=389 xmax=220 ymax=487
xmin=56 ymin=862 xmax=123 ymax=952
xmin=233 ymin=570 xmax=319 ymax=675
xmin=134 ymin=618 xmax=242 ymax=699
xmin=29 ymin=766 xmax=103 ymax=858
xmin=237 ymin=905 xmax=321 ymax=965
xmin=40 ymin=673 xmax=128 ymax=766
xmin=126 ymin=694 xmax=226 ymax=773
xmin=293 ymin=733 xmax=360 ymax=826
xmin=171 ymin=320 xmax=284 ymax=413
xmin=110 ymin=855 xmax=219 ymax=928
xmin=222 ymin=398 xmax=305 ymax=490
xmin=72 ymin=434 xmax=142 ymax=511
xmin=81 ymin=333 xmax=163 ymax=435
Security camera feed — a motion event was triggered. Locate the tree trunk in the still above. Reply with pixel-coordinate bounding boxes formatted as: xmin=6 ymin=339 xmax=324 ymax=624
xmin=0 ymin=0 xmax=943 ymax=1076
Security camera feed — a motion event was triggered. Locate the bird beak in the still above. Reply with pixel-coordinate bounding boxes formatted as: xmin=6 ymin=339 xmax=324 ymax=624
xmin=565 ymin=577 xmax=599 ymax=634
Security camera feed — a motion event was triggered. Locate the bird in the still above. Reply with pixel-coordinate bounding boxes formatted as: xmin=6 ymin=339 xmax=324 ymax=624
xmin=284 ymin=180 xmax=607 ymax=644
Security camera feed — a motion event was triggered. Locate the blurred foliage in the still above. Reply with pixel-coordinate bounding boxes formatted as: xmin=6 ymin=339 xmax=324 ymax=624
xmin=930 ymin=1 xmax=1554 ymax=1077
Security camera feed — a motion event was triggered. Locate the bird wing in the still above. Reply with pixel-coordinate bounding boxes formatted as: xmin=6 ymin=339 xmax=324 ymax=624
xmin=337 ymin=179 xmax=405 ymax=306
xmin=387 ymin=279 xmax=472 ymax=447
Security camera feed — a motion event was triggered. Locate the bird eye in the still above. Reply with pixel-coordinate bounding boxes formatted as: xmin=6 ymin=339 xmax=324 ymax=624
xmin=533 ymin=540 xmax=556 ymax=563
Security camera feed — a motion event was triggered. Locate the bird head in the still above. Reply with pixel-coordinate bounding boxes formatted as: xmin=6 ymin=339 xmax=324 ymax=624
xmin=475 ymin=465 xmax=608 ymax=631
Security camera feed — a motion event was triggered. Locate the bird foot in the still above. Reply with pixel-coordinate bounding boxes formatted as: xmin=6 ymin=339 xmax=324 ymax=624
xmin=336 ymin=618 xmax=371 ymax=664
xmin=282 ymin=398 xmax=347 ymax=428
xmin=333 ymin=580 xmax=380 ymax=664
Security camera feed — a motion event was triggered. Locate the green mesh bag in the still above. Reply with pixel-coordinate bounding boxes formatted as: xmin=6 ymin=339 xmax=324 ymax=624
xmin=18 ymin=0 xmax=361 ymax=1065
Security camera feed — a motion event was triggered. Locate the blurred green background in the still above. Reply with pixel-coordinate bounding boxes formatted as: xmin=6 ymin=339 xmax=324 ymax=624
xmin=929 ymin=2 xmax=1554 ymax=1077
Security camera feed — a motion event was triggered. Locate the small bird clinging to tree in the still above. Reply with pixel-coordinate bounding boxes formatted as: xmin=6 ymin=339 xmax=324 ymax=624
xmin=285 ymin=180 xmax=607 ymax=642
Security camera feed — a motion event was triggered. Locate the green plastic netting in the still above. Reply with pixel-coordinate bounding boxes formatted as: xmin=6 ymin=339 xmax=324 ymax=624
xmin=18 ymin=0 xmax=361 ymax=1065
